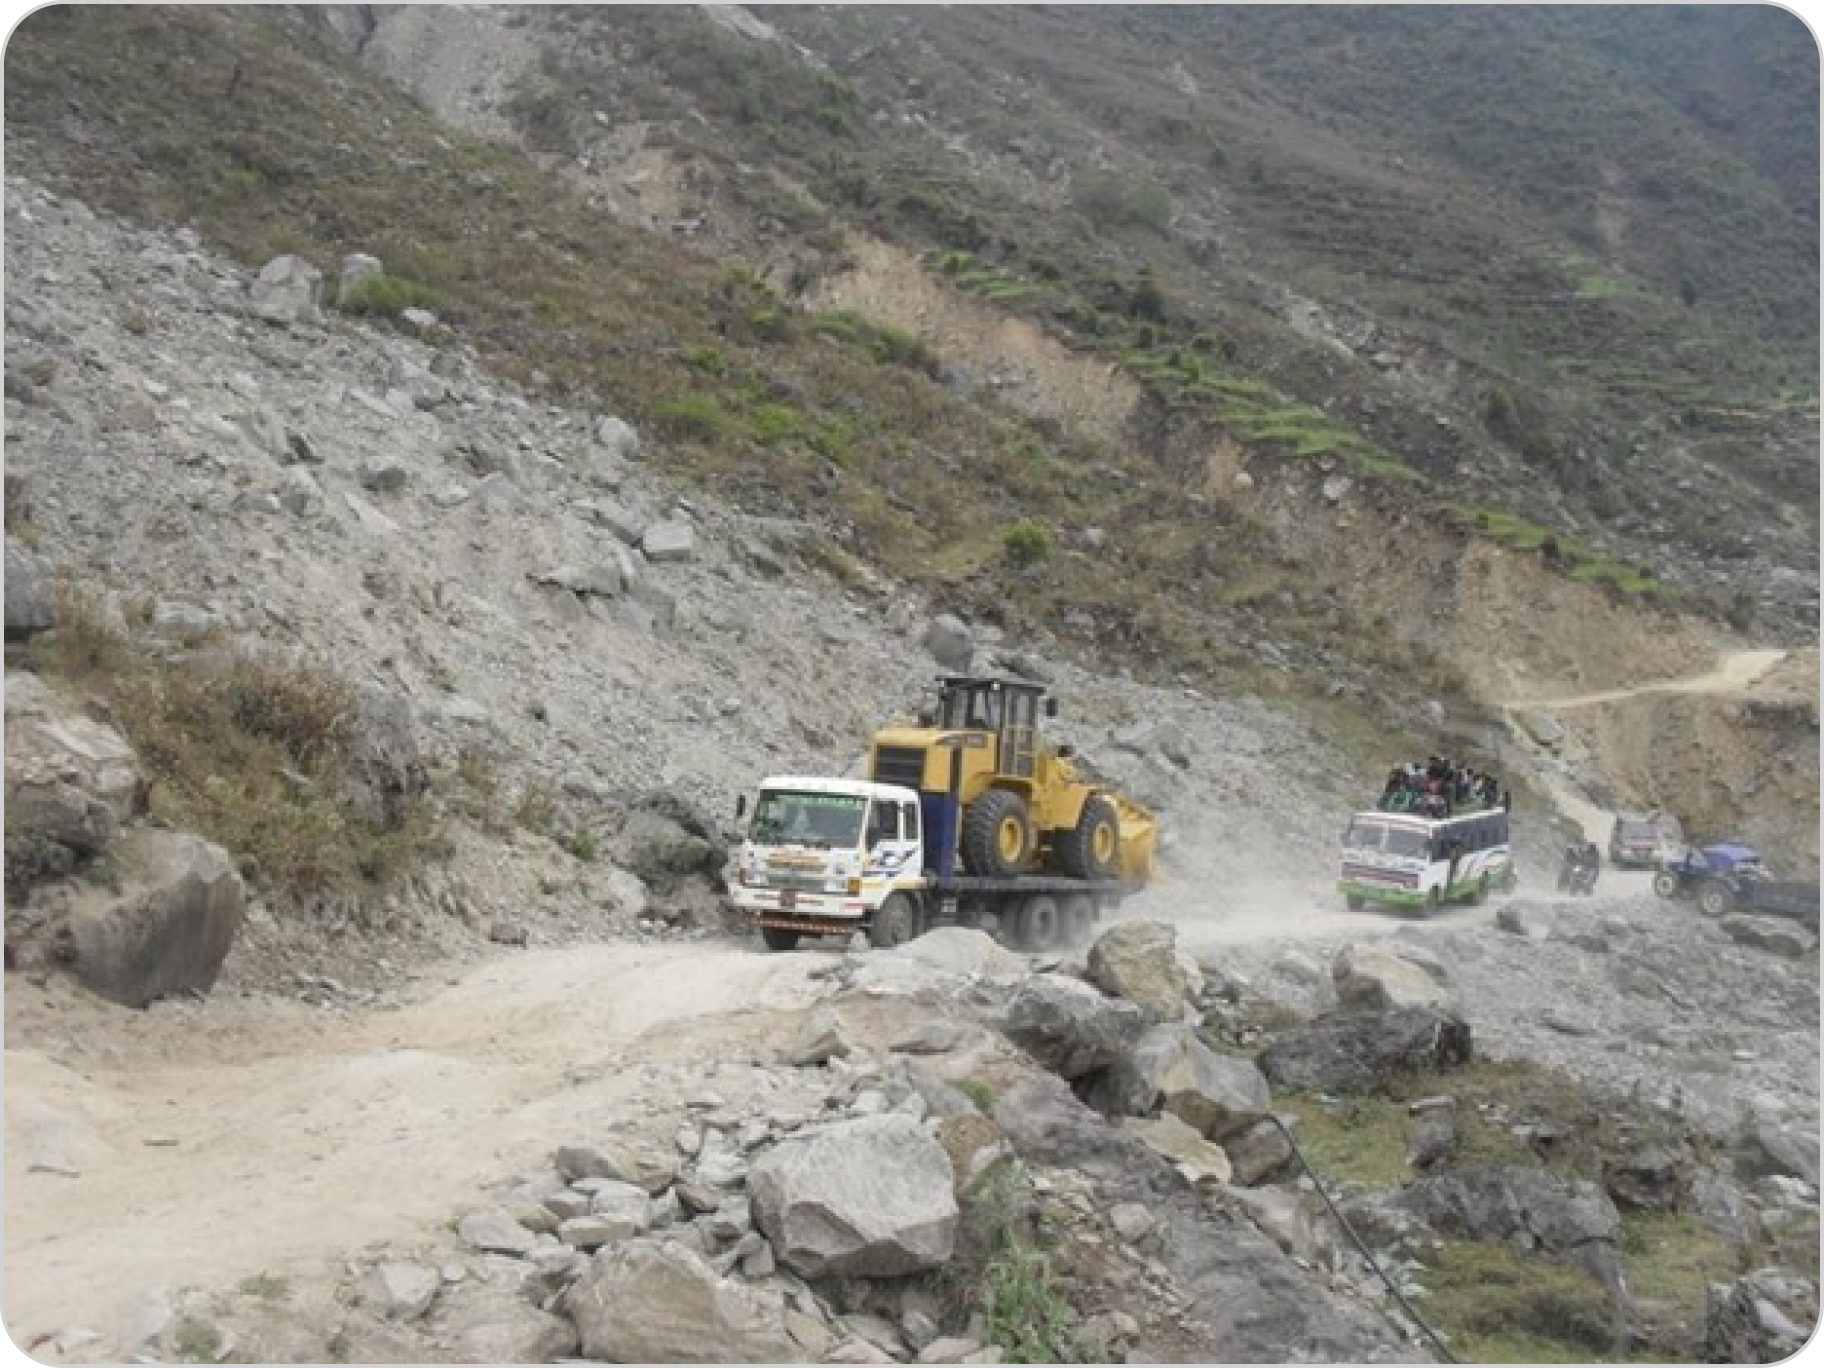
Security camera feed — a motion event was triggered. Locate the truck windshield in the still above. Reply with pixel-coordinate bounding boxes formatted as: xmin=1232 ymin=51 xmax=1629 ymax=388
xmin=749 ymin=791 xmax=868 ymax=850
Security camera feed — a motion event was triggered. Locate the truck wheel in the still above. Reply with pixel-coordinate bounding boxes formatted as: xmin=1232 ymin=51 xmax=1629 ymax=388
xmin=963 ymin=789 xmax=1032 ymax=877
xmin=869 ymin=893 xmax=919 ymax=950
xmin=1011 ymin=894 xmax=1063 ymax=952
xmin=1697 ymin=880 xmax=1733 ymax=918
xmin=1054 ymin=795 xmax=1120 ymax=879
xmin=1652 ymin=871 xmax=1679 ymax=899
xmin=761 ymin=926 xmax=800 ymax=953
xmin=1061 ymin=893 xmax=1096 ymax=946
xmin=1345 ymin=893 xmax=1365 ymax=912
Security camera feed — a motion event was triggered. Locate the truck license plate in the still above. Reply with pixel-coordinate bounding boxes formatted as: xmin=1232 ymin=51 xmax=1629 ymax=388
xmin=780 ymin=890 xmax=797 ymax=910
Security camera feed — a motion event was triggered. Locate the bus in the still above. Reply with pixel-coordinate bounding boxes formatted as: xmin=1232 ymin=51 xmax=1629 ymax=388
xmin=1339 ymin=806 xmax=1514 ymax=912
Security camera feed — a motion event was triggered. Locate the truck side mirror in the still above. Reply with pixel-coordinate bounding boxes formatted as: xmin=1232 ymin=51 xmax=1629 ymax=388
xmin=735 ymin=794 xmax=747 ymax=819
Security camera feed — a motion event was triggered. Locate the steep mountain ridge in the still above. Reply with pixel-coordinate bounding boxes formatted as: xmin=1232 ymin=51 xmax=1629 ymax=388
xmin=4 ymin=4 xmax=1816 ymax=874
xmin=435 ymin=2 xmax=1817 ymax=619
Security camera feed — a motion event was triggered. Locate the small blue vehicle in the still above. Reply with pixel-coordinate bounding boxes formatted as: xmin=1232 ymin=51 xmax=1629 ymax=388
xmin=1653 ymin=842 xmax=1820 ymax=925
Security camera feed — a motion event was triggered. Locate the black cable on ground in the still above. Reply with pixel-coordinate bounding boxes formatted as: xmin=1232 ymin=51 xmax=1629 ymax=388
xmin=1265 ymin=1113 xmax=1461 ymax=1364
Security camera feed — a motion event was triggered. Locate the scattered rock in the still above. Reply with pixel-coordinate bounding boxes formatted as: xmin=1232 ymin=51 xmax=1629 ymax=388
xmin=641 ymin=520 xmax=696 ymax=563
xmin=65 ymin=829 xmax=244 ymax=1008
xmin=921 ymin=614 xmax=973 ymax=670
xmin=248 ymin=254 xmax=323 ymax=325
xmin=1720 ymin=915 xmax=1818 ymax=959
xmin=358 ymin=1261 xmax=440 ymax=1322
xmin=750 ymin=1115 xmax=959 ymax=1278
xmin=783 ymin=1006 xmax=852 ymax=1067
xmin=1703 ymin=1268 xmax=1818 ymax=1364
xmin=1089 ymin=1022 xmax=1272 ymax=1142
xmin=457 ymin=1208 xmax=539 ymax=1257
xmin=1331 ymin=943 xmax=1453 ymax=1010
xmin=1125 ymin=1111 xmax=1233 ymax=1188
xmin=5 ymin=536 xmax=54 ymax=639
xmin=1087 ymin=919 xmax=1192 ymax=1021
xmin=564 ymin=1237 xmax=797 ymax=1362
xmin=1258 ymin=1007 xmax=1473 ymax=1093
xmin=982 ymin=972 xmax=1147 ymax=1080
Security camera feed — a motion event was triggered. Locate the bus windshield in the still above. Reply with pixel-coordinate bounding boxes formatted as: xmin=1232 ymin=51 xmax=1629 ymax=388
xmin=749 ymin=791 xmax=868 ymax=850
xmin=1345 ymin=818 xmax=1430 ymax=858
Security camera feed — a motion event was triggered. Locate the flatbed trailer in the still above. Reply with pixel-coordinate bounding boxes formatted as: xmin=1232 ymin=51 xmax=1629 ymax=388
xmin=749 ymin=871 xmax=1134 ymax=953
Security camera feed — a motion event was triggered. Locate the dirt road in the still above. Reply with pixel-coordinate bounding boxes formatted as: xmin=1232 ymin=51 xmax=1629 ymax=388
xmin=3 ymin=942 xmax=829 ymax=1349
xmin=1504 ymin=647 xmax=1788 ymax=712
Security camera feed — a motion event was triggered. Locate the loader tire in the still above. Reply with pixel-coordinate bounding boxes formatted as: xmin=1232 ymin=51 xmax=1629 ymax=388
xmin=963 ymin=789 xmax=1032 ymax=877
xmin=1054 ymin=794 xmax=1120 ymax=880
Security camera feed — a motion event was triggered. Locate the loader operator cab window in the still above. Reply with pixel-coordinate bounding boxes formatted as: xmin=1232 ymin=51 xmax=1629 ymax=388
xmin=939 ymin=682 xmax=1001 ymax=732
xmin=967 ymin=689 xmax=1001 ymax=730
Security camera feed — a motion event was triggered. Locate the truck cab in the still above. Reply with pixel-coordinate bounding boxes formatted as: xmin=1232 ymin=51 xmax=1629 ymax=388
xmin=728 ymin=777 xmax=928 ymax=944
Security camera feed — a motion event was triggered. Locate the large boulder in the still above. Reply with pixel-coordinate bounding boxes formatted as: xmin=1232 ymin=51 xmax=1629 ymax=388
xmin=1331 ymin=943 xmax=1453 ymax=1011
xmin=249 ymin=254 xmax=324 ymax=325
xmin=3 ymin=672 xmax=141 ymax=823
xmin=431 ymin=1277 xmax=579 ymax=1363
xmin=1702 ymin=1268 xmax=1818 ymax=1364
xmin=596 ymin=414 xmax=642 ymax=463
xmin=749 ymin=1115 xmax=958 ymax=1279
xmin=1087 ymin=920 xmax=1193 ymax=1021
xmin=5 ymin=536 xmax=54 ymax=639
xmin=1391 ymin=1166 xmax=1624 ymax=1291
xmin=1124 ymin=1111 xmax=1233 ymax=1189
xmin=921 ymin=615 xmax=973 ymax=671
xmin=1257 ymin=1007 xmax=1472 ymax=1093
xmin=610 ymin=799 xmax=723 ymax=894
xmin=65 ymin=829 xmax=244 ymax=1008
xmin=564 ymin=1238 xmax=797 ymax=1363
xmin=1087 ymin=1022 xmax=1271 ymax=1142
xmin=1736 ymin=1120 xmax=1821 ymax=1186
xmin=1720 ymin=915 xmax=1818 ymax=959
xmin=349 ymin=684 xmax=426 ymax=825
xmin=980 ymin=972 xmax=1147 ymax=1080
xmin=894 ymin=927 xmax=1025 ymax=978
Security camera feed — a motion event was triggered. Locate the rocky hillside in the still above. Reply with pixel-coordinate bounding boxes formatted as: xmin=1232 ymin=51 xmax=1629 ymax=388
xmin=5 ymin=4 xmax=1814 ymax=877
xmin=1 ymin=8 xmax=1819 ymax=1365
xmin=352 ymin=3 xmax=1820 ymax=630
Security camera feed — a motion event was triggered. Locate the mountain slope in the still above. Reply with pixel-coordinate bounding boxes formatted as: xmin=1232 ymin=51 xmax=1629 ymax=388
xmin=3 ymin=4 xmax=1816 ymax=875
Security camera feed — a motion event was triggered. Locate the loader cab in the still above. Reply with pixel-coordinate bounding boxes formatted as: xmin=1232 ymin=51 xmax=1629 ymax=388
xmin=934 ymin=676 xmax=1053 ymax=779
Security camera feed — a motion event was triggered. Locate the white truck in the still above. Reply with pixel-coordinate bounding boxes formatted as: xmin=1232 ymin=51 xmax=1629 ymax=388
xmin=726 ymin=773 xmax=1138 ymax=952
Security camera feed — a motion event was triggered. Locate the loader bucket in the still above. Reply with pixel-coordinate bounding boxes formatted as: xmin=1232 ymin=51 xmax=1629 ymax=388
xmin=1110 ymin=792 xmax=1159 ymax=886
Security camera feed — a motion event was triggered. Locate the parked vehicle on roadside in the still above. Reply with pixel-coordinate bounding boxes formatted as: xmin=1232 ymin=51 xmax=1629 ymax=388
xmin=1609 ymin=810 xmax=1686 ymax=869
xmin=1652 ymin=842 xmax=1820 ymax=925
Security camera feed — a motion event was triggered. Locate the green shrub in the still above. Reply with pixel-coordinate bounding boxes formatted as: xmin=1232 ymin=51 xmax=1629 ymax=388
xmin=652 ymin=394 xmax=742 ymax=446
xmin=27 ymin=589 xmax=436 ymax=901
xmin=335 ymin=272 xmax=441 ymax=318
xmin=983 ymin=1241 xmax=1090 ymax=1363
xmin=1071 ymin=171 xmax=1173 ymax=232
xmin=1003 ymin=521 xmax=1056 ymax=567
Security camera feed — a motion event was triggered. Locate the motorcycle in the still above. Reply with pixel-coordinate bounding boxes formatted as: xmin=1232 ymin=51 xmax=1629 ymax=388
xmin=1557 ymin=844 xmax=1600 ymax=896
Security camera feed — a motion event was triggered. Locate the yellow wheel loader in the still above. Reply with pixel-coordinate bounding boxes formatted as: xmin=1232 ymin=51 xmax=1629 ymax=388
xmin=867 ymin=676 xmax=1157 ymax=886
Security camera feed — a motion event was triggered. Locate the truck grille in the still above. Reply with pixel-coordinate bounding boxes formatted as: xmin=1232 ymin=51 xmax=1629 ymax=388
xmin=873 ymin=745 xmax=927 ymax=790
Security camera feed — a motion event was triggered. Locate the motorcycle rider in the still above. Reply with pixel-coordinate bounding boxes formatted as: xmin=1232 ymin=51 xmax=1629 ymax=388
xmin=1558 ymin=840 xmax=1601 ymax=894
